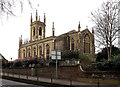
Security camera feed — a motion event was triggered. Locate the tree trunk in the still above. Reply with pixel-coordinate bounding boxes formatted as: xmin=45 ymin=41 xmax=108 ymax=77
xmin=107 ymin=45 xmax=110 ymax=60
xmin=109 ymin=42 xmax=112 ymax=59
xmin=91 ymin=1 xmax=118 ymax=61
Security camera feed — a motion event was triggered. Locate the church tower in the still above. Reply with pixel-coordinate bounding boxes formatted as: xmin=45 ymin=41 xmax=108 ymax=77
xmin=30 ymin=10 xmax=46 ymax=42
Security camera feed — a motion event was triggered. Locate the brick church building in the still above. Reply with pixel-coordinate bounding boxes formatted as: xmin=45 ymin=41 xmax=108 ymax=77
xmin=18 ymin=10 xmax=95 ymax=59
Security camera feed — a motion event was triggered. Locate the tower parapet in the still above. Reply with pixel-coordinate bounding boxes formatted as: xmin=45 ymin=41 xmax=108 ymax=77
xmin=30 ymin=11 xmax=46 ymax=41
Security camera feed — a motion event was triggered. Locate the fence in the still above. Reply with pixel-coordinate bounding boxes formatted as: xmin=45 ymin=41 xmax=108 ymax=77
xmin=2 ymin=71 xmax=120 ymax=87
xmin=2 ymin=66 xmax=120 ymax=86
xmin=2 ymin=72 xmax=73 ymax=86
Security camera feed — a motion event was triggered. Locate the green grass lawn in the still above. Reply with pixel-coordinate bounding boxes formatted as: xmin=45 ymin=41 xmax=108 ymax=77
xmin=77 ymin=78 xmax=120 ymax=85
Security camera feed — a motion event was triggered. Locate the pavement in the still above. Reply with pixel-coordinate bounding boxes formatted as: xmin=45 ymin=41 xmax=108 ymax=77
xmin=1 ymin=73 xmax=119 ymax=87
xmin=2 ymin=79 xmax=44 ymax=87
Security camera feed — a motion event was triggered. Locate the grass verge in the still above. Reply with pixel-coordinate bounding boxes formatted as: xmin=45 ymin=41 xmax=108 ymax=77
xmin=77 ymin=78 xmax=120 ymax=85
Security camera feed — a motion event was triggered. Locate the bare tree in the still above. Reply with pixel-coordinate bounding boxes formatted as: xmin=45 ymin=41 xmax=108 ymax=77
xmin=91 ymin=1 xmax=119 ymax=60
xmin=0 ymin=0 xmax=32 ymax=17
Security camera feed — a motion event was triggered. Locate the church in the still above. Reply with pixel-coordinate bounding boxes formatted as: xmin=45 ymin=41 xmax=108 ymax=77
xmin=18 ymin=10 xmax=95 ymax=59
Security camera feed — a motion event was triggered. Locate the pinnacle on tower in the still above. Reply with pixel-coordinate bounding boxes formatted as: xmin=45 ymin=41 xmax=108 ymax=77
xmin=36 ymin=10 xmax=38 ymax=21
xmin=53 ymin=22 xmax=54 ymax=28
xmin=52 ymin=22 xmax=55 ymax=36
xmin=86 ymin=25 xmax=88 ymax=29
xmin=19 ymin=35 xmax=22 ymax=47
xmin=44 ymin=13 xmax=46 ymax=25
xmin=43 ymin=13 xmax=46 ymax=39
xmin=78 ymin=21 xmax=81 ymax=32
xmin=21 ymin=35 xmax=22 ymax=40
xmin=39 ymin=16 xmax=40 ymax=21
xmin=92 ymin=27 xmax=94 ymax=34
xmin=31 ymin=13 xmax=32 ymax=24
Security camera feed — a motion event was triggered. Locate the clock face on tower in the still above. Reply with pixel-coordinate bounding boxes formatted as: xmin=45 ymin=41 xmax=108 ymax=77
xmin=40 ymin=36 xmax=42 ymax=40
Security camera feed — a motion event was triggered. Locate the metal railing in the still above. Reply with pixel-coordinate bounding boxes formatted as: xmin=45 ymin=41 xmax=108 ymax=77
xmin=2 ymin=72 xmax=73 ymax=86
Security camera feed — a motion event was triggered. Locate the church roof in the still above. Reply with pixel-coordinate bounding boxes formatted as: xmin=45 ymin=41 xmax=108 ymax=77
xmin=81 ymin=29 xmax=93 ymax=36
xmin=68 ymin=30 xmax=77 ymax=34
xmin=56 ymin=29 xmax=77 ymax=38
xmin=0 ymin=53 xmax=8 ymax=63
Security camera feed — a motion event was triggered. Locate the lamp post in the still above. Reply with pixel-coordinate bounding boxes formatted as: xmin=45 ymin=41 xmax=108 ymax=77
xmin=10 ymin=58 xmax=12 ymax=68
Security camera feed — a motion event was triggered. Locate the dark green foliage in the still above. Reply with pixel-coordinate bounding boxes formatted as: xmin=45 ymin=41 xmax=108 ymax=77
xmin=2 ymin=59 xmax=8 ymax=68
xmin=96 ymin=45 xmax=120 ymax=61
xmin=62 ymin=50 xmax=79 ymax=60
xmin=13 ymin=62 xmax=23 ymax=68
xmin=97 ymin=54 xmax=120 ymax=72
xmin=79 ymin=55 xmax=91 ymax=62
xmin=4 ymin=63 xmax=10 ymax=68
xmin=3 ymin=58 xmax=47 ymax=68
xmin=2 ymin=59 xmax=5 ymax=67
xmin=2 ymin=59 xmax=5 ymax=64
xmin=62 ymin=50 xmax=91 ymax=62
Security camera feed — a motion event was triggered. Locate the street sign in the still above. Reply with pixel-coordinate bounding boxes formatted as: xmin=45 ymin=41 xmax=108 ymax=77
xmin=51 ymin=50 xmax=61 ymax=79
xmin=51 ymin=50 xmax=61 ymax=60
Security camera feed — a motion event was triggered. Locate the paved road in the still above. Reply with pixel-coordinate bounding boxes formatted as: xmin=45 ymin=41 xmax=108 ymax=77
xmin=1 ymin=79 xmax=44 ymax=87
xmin=1 ymin=79 xmax=119 ymax=87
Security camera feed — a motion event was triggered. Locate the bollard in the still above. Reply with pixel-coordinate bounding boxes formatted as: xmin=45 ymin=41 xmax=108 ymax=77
xmin=37 ymin=75 xmax=39 ymax=81
xmin=51 ymin=73 xmax=53 ymax=83
xmin=70 ymin=75 xmax=72 ymax=86
xmin=19 ymin=73 xmax=20 ymax=79
xmin=102 ymin=74 xmax=105 ymax=80
xmin=70 ymin=79 xmax=72 ymax=86
xmin=39 ymin=75 xmax=40 ymax=81
xmin=3 ymin=72 xmax=4 ymax=76
xmin=13 ymin=73 xmax=14 ymax=77
xmin=8 ymin=72 xmax=9 ymax=76
xmin=118 ymin=76 xmax=120 ymax=86
xmin=26 ymin=73 xmax=28 ymax=80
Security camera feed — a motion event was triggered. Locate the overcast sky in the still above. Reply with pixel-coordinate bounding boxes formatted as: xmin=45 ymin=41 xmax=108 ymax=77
xmin=0 ymin=0 xmax=111 ymax=61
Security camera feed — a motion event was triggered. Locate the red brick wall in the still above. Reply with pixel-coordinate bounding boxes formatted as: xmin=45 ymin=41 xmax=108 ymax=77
xmin=2 ymin=65 xmax=83 ymax=80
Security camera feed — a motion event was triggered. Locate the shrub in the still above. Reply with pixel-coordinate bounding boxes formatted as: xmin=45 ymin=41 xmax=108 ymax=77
xmin=62 ymin=50 xmax=79 ymax=60
xmin=79 ymin=55 xmax=91 ymax=62
xmin=96 ymin=45 xmax=120 ymax=61
xmin=96 ymin=54 xmax=120 ymax=72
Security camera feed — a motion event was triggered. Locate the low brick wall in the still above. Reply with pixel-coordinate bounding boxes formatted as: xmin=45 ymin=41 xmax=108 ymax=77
xmin=2 ymin=66 xmax=119 ymax=80
xmin=2 ymin=65 xmax=84 ymax=80
xmin=2 ymin=68 xmax=31 ymax=75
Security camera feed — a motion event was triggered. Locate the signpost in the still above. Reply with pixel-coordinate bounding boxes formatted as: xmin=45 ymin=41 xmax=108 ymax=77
xmin=51 ymin=50 xmax=61 ymax=79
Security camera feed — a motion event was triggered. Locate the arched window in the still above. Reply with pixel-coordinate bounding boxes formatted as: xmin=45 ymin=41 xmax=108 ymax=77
xmin=33 ymin=27 xmax=35 ymax=36
xmin=46 ymin=44 xmax=50 ymax=59
xmin=39 ymin=27 xmax=42 ymax=35
xmin=28 ymin=48 xmax=30 ymax=57
xmin=23 ymin=50 xmax=25 ymax=58
xmin=68 ymin=36 xmax=70 ymax=50
xmin=39 ymin=46 xmax=42 ymax=57
xmin=71 ymin=38 xmax=74 ymax=51
xmin=84 ymin=34 xmax=90 ymax=53
xmin=34 ymin=47 xmax=36 ymax=57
